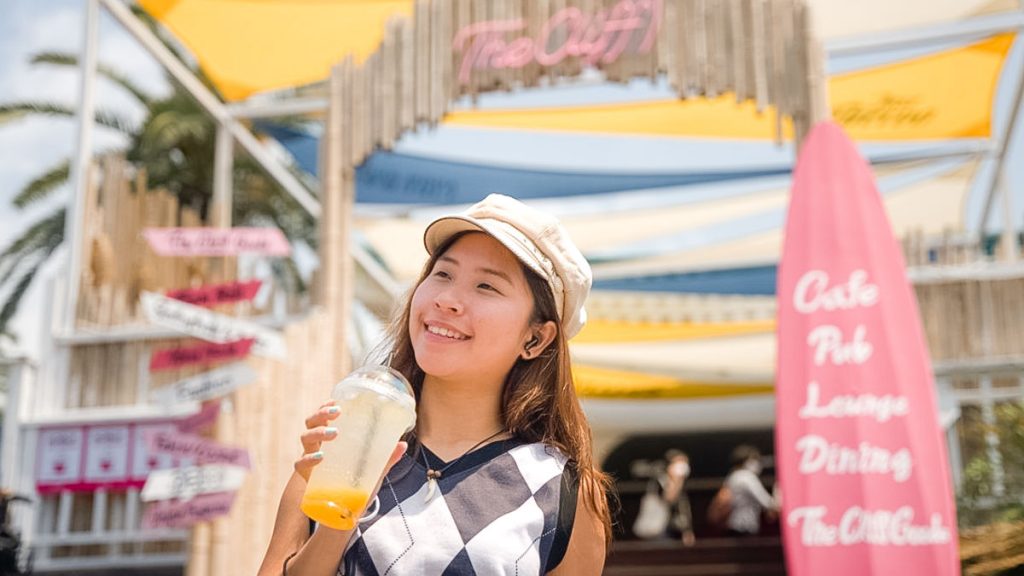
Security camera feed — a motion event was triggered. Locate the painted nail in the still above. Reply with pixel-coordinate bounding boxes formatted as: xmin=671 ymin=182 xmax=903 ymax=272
xmin=311 ymin=451 xmax=324 ymax=460
xmin=326 ymin=406 xmax=340 ymax=415
xmin=324 ymin=427 xmax=338 ymax=437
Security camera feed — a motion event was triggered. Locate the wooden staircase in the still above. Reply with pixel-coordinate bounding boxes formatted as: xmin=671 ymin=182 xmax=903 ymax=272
xmin=604 ymin=537 xmax=786 ymax=576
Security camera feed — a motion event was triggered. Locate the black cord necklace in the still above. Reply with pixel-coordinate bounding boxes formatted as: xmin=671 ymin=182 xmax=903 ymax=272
xmin=420 ymin=428 xmax=507 ymax=502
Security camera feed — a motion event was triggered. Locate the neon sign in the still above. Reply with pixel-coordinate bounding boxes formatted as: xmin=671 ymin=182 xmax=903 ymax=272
xmin=453 ymin=0 xmax=663 ymax=85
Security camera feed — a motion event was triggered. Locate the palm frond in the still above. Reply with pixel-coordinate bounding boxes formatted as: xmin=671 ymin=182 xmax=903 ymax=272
xmin=31 ymin=51 xmax=154 ymax=106
xmin=0 ymin=259 xmax=45 ymax=337
xmin=13 ymin=159 xmax=70 ymax=209
xmin=142 ymin=109 xmax=211 ymax=150
xmin=0 ymin=208 xmax=64 ymax=334
xmin=0 ymin=102 xmax=136 ymax=134
xmin=0 ymin=102 xmax=74 ymax=124
xmin=94 ymin=109 xmax=137 ymax=134
xmin=0 ymin=209 xmax=65 ymax=280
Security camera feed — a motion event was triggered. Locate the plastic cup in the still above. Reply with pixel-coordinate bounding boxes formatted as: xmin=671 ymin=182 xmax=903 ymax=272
xmin=300 ymin=366 xmax=416 ymax=530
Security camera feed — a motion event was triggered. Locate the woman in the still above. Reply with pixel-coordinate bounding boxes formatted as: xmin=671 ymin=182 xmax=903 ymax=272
xmin=258 ymin=194 xmax=612 ymax=575
xmin=723 ymin=445 xmax=777 ymax=537
xmin=661 ymin=450 xmax=695 ymax=546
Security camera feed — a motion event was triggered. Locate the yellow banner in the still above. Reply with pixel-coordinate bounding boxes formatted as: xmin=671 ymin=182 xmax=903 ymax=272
xmin=446 ymin=34 xmax=1015 ymax=140
xmin=573 ymin=318 xmax=774 ymax=344
xmin=573 ymin=364 xmax=773 ymax=399
xmin=140 ymin=0 xmax=413 ymax=102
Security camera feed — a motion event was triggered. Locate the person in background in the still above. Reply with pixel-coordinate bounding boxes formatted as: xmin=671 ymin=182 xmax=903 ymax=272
xmin=724 ymin=445 xmax=777 ymax=537
xmin=661 ymin=450 xmax=695 ymax=546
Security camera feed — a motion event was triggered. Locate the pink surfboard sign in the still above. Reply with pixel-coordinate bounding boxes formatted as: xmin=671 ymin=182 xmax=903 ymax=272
xmin=775 ymin=122 xmax=958 ymax=575
xmin=143 ymin=227 xmax=291 ymax=257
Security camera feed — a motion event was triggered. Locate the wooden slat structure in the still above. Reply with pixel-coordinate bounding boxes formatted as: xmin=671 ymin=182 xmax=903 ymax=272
xmin=917 ymin=276 xmax=1024 ymax=362
xmin=902 ymin=231 xmax=1024 ymax=363
xmin=75 ymin=155 xmax=249 ymax=330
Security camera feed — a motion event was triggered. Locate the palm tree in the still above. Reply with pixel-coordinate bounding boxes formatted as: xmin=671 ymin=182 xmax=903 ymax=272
xmin=0 ymin=13 xmax=314 ymax=339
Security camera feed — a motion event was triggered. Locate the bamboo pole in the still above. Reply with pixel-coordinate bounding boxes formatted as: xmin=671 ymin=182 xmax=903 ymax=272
xmin=399 ymin=19 xmax=416 ymax=133
xmin=429 ymin=0 xmax=444 ymax=124
xmin=415 ymin=0 xmax=431 ymax=122
xmin=381 ymin=20 xmax=398 ymax=151
xmin=660 ymin=0 xmax=678 ymax=91
xmin=321 ymin=59 xmax=357 ymax=382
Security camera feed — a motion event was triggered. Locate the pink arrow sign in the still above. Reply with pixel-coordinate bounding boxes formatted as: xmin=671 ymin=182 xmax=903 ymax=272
xmin=149 ymin=339 xmax=256 ymax=371
xmin=177 ymin=400 xmax=222 ymax=435
xmin=143 ymin=228 xmax=291 ymax=257
xmin=166 ymin=280 xmax=262 ymax=307
xmin=775 ymin=122 xmax=958 ymax=575
xmin=145 ymin=430 xmax=251 ymax=469
xmin=142 ymin=491 xmax=237 ymax=529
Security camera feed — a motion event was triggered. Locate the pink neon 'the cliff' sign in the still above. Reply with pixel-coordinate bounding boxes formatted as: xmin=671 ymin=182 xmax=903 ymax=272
xmin=775 ymin=122 xmax=959 ymax=575
xmin=453 ymin=0 xmax=662 ymax=85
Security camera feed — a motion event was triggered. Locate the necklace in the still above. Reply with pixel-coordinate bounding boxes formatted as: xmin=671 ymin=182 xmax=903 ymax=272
xmin=419 ymin=429 xmax=507 ymax=503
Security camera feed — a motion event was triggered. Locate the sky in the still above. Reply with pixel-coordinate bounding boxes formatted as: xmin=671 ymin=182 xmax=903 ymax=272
xmin=1 ymin=0 xmax=1022 ymax=361
xmin=0 ymin=0 xmax=171 ymax=358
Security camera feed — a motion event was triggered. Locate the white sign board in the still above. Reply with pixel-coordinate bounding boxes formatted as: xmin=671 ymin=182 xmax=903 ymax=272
xmin=141 ymin=291 xmax=286 ymax=359
xmin=151 ymin=362 xmax=257 ymax=405
xmin=141 ymin=464 xmax=248 ymax=502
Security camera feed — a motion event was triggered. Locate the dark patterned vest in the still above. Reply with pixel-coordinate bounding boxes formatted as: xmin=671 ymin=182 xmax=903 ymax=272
xmin=339 ymin=439 xmax=577 ymax=575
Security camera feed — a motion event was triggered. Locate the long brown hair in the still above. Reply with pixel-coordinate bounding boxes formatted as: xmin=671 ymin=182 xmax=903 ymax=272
xmin=382 ymin=231 xmax=614 ymax=545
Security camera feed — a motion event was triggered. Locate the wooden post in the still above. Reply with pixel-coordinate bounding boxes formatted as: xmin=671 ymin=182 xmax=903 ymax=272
xmin=321 ymin=59 xmax=356 ymax=382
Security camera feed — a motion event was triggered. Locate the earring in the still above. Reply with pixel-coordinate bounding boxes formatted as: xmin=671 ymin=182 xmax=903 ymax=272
xmin=523 ymin=336 xmax=539 ymax=359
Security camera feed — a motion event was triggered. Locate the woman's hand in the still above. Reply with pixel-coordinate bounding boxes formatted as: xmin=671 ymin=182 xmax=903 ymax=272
xmin=294 ymin=401 xmax=342 ymax=481
xmin=293 ymin=400 xmax=408 ymax=486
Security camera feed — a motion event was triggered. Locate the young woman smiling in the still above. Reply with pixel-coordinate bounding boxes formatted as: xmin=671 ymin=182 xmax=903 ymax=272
xmin=259 ymin=194 xmax=612 ymax=576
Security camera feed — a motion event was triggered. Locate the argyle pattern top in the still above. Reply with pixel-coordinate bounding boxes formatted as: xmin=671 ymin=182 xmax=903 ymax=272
xmin=338 ymin=438 xmax=576 ymax=576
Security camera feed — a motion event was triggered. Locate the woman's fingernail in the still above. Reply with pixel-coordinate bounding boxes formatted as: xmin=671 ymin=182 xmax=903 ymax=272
xmin=326 ymin=406 xmax=340 ymax=415
xmin=324 ymin=427 xmax=338 ymax=437
xmin=311 ymin=451 xmax=324 ymax=460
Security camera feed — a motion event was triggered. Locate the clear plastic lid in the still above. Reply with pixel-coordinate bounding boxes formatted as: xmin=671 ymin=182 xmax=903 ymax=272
xmin=336 ymin=365 xmax=416 ymax=411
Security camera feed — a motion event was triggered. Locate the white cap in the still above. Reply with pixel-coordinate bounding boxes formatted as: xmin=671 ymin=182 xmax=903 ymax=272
xmin=423 ymin=194 xmax=592 ymax=339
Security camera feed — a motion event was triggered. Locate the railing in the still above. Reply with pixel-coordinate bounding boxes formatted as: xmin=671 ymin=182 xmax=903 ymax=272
xmin=30 ymin=488 xmax=187 ymax=573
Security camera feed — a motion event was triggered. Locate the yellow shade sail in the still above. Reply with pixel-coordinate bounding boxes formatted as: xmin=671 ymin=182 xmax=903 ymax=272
xmin=573 ymin=318 xmax=775 ymax=344
xmin=573 ymin=364 xmax=773 ymax=399
xmin=445 ymin=33 xmax=1015 ymax=141
xmin=140 ymin=0 xmax=413 ymax=101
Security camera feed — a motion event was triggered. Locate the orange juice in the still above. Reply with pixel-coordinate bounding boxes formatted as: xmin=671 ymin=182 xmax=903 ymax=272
xmin=300 ymin=486 xmax=372 ymax=530
xmin=301 ymin=366 xmax=416 ymax=530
